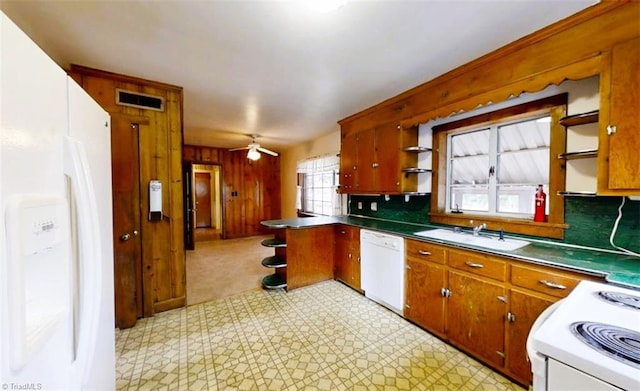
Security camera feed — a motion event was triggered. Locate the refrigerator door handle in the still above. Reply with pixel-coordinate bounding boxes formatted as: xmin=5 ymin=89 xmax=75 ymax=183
xmin=64 ymin=136 xmax=102 ymax=388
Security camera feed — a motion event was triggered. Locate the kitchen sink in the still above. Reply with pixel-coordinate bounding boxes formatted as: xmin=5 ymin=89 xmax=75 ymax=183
xmin=414 ymin=228 xmax=530 ymax=251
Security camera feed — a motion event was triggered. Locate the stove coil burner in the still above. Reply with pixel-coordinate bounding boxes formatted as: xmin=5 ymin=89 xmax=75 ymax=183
xmin=597 ymin=291 xmax=640 ymax=311
xmin=571 ymin=321 xmax=640 ymax=369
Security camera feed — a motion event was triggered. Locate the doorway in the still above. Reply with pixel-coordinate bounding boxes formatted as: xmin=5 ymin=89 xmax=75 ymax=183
xmin=192 ymin=164 xmax=222 ymax=243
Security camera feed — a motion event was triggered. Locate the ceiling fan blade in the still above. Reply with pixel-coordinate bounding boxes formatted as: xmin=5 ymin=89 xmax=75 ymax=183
xmin=257 ymin=147 xmax=278 ymax=156
xmin=228 ymin=146 xmax=250 ymax=152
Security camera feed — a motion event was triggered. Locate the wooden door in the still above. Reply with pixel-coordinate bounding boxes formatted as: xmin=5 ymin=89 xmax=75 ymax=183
xmin=448 ymin=271 xmax=506 ymax=368
xmin=111 ymin=114 xmax=144 ymax=328
xmin=183 ymin=162 xmax=195 ymax=250
xmin=195 ymin=172 xmax=212 ymax=228
xmin=405 ymin=259 xmax=447 ymax=337
xmin=375 ymin=122 xmax=401 ymax=192
xmin=507 ymin=289 xmax=554 ymax=385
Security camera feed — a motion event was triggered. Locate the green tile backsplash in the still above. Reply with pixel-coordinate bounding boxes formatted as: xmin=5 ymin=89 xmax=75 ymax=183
xmin=349 ymin=195 xmax=430 ymax=225
xmin=349 ymin=194 xmax=639 ymax=252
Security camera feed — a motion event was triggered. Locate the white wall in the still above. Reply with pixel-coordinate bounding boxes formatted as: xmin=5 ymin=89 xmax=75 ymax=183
xmin=280 ymin=128 xmax=341 ymax=218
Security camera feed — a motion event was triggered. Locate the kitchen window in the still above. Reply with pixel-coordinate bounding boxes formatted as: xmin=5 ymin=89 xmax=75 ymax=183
xmin=431 ymin=94 xmax=568 ymax=238
xmin=296 ymin=154 xmax=342 ymax=216
xmin=448 ymin=115 xmax=551 ymax=217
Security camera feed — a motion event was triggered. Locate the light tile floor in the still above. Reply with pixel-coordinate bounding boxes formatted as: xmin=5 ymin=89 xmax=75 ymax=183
xmin=116 ymin=280 xmax=526 ymax=391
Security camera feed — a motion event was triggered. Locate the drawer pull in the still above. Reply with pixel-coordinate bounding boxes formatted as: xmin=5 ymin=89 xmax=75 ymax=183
xmin=539 ymin=280 xmax=567 ymax=290
xmin=465 ymin=261 xmax=484 ymax=268
xmin=417 ymin=250 xmax=432 ymax=256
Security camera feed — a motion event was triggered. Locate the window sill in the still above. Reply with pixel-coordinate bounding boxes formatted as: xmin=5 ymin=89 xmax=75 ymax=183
xmin=429 ymin=212 xmax=567 ymax=240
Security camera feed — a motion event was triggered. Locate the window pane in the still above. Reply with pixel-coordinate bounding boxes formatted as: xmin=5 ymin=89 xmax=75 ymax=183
xmin=497 ymin=184 xmax=533 ymax=214
xmin=450 ymin=129 xmax=490 ymax=186
xmin=497 ymin=117 xmax=550 ymax=186
xmin=450 ymin=185 xmax=489 ymax=212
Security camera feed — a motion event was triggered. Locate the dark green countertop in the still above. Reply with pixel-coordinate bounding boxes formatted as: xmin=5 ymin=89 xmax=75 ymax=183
xmin=261 ymin=216 xmax=640 ymax=289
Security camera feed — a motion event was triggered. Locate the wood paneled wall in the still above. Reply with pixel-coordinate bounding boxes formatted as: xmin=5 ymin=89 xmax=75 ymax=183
xmin=69 ymin=65 xmax=185 ymax=316
xmin=183 ymin=145 xmax=281 ymax=238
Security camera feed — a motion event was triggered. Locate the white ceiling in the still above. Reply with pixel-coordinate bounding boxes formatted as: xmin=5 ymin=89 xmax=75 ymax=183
xmin=0 ymin=0 xmax=596 ymax=152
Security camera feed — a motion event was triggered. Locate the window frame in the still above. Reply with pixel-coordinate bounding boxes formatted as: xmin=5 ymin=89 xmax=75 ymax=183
xmin=430 ymin=94 xmax=569 ymax=239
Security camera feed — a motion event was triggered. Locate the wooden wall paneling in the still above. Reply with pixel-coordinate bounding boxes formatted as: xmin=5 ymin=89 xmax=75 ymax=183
xmin=286 ymin=226 xmax=335 ymax=291
xmin=70 ymin=65 xmax=185 ymax=319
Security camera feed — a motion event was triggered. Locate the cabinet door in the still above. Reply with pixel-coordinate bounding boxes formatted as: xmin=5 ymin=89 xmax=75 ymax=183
xmin=357 ymin=128 xmax=376 ymax=191
xmin=340 ymin=132 xmax=358 ymax=192
xmin=600 ymin=37 xmax=640 ymax=191
xmin=507 ymin=289 xmax=555 ymax=386
xmin=334 ymin=228 xmax=350 ymax=284
xmin=350 ymin=232 xmax=361 ymax=290
xmin=448 ymin=271 xmax=506 ymax=368
xmin=375 ymin=122 xmax=401 ymax=193
xmin=405 ymin=259 xmax=447 ymax=336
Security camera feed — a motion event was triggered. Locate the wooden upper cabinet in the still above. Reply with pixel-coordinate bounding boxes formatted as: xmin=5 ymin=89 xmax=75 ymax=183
xmin=339 ymin=122 xmax=418 ymax=194
xmin=339 ymin=131 xmax=358 ymax=192
xmin=599 ymin=37 xmax=640 ymax=194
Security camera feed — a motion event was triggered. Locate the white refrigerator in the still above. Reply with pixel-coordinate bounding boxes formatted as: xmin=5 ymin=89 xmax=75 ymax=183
xmin=1 ymin=11 xmax=116 ymax=390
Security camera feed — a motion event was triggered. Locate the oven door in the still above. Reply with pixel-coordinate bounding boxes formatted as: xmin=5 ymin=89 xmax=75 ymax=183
xmin=548 ymin=359 xmax=623 ymax=391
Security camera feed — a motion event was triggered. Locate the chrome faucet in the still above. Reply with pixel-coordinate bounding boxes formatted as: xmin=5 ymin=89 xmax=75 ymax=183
xmin=470 ymin=220 xmax=487 ymax=236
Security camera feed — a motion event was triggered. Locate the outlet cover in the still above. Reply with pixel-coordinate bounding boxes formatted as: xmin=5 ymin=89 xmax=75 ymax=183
xmin=357 ymin=201 xmax=363 ymax=210
xmin=629 ymin=196 xmax=640 ymax=201
xmin=371 ymin=202 xmax=377 ymax=211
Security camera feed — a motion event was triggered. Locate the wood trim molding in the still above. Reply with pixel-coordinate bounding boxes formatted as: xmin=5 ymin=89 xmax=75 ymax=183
xmin=70 ymin=64 xmax=183 ymax=92
xmin=339 ymin=1 xmax=636 ymax=128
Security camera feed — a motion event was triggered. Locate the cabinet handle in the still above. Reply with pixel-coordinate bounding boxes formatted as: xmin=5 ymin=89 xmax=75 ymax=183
xmin=340 ymin=230 xmax=346 ymax=235
xmin=507 ymin=312 xmax=516 ymax=322
xmin=539 ymin=280 xmax=567 ymax=290
xmin=372 ymin=162 xmax=379 ymax=168
xmin=607 ymin=124 xmax=617 ymax=135
xmin=417 ymin=250 xmax=431 ymax=256
xmin=465 ymin=261 xmax=484 ymax=268
xmin=348 ymin=253 xmax=352 ymax=259
xmin=405 ymin=264 xmax=411 ymax=270
xmin=496 ymin=351 xmax=505 ymax=358
xmin=497 ymin=295 xmax=507 ymax=303
xmin=405 ymin=304 xmax=411 ymax=309
xmin=441 ymin=288 xmax=451 ymax=298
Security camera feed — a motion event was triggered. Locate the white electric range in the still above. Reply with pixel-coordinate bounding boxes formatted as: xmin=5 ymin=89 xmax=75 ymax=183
xmin=527 ymin=280 xmax=640 ymax=390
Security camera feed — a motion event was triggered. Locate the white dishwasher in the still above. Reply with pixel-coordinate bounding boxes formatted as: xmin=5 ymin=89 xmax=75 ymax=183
xmin=360 ymin=229 xmax=405 ymax=315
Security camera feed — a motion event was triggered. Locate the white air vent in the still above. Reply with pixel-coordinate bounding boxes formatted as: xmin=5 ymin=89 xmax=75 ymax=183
xmin=115 ymin=89 xmax=164 ymax=111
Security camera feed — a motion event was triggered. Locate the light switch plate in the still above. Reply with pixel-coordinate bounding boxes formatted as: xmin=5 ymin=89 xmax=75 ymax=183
xmin=358 ymin=201 xmax=363 ymax=210
xmin=371 ymin=202 xmax=377 ymax=211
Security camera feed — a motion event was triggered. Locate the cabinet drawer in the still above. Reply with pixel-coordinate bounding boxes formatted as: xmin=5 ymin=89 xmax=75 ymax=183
xmin=405 ymin=239 xmax=446 ymax=264
xmin=511 ymin=264 xmax=582 ymax=298
xmin=448 ymin=249 xmax=506 ymax=281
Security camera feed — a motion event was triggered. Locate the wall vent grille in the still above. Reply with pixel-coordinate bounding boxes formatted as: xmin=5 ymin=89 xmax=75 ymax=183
xmin=116 ymin=89 xmax=164 ymax=111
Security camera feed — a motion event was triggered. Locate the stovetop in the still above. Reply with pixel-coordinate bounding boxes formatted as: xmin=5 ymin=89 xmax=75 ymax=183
xmin=531 ymin=280 xmax=640 ymax=390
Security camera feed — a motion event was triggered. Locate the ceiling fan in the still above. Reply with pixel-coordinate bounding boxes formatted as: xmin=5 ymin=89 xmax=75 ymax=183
xmin=228 ymin=135 xmax=279 ymax=161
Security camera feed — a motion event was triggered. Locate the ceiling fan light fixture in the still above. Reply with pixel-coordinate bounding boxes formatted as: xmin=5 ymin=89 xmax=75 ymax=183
xmin=247 ymin=148 xmax=261 ymax=161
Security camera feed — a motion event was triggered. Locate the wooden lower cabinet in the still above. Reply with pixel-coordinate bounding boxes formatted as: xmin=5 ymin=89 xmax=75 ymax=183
xmin=405 ymin=258 xmax=446 ymax=337
xmin=334 ymin=225 xmax=361 ymax=290
xmin=506 ymin=289 xmax=554 ymax=385
xmin=448 ymin=270 xmax=507 ymax=368
xmin=404 ymin=238 xmax=600 ymax=387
